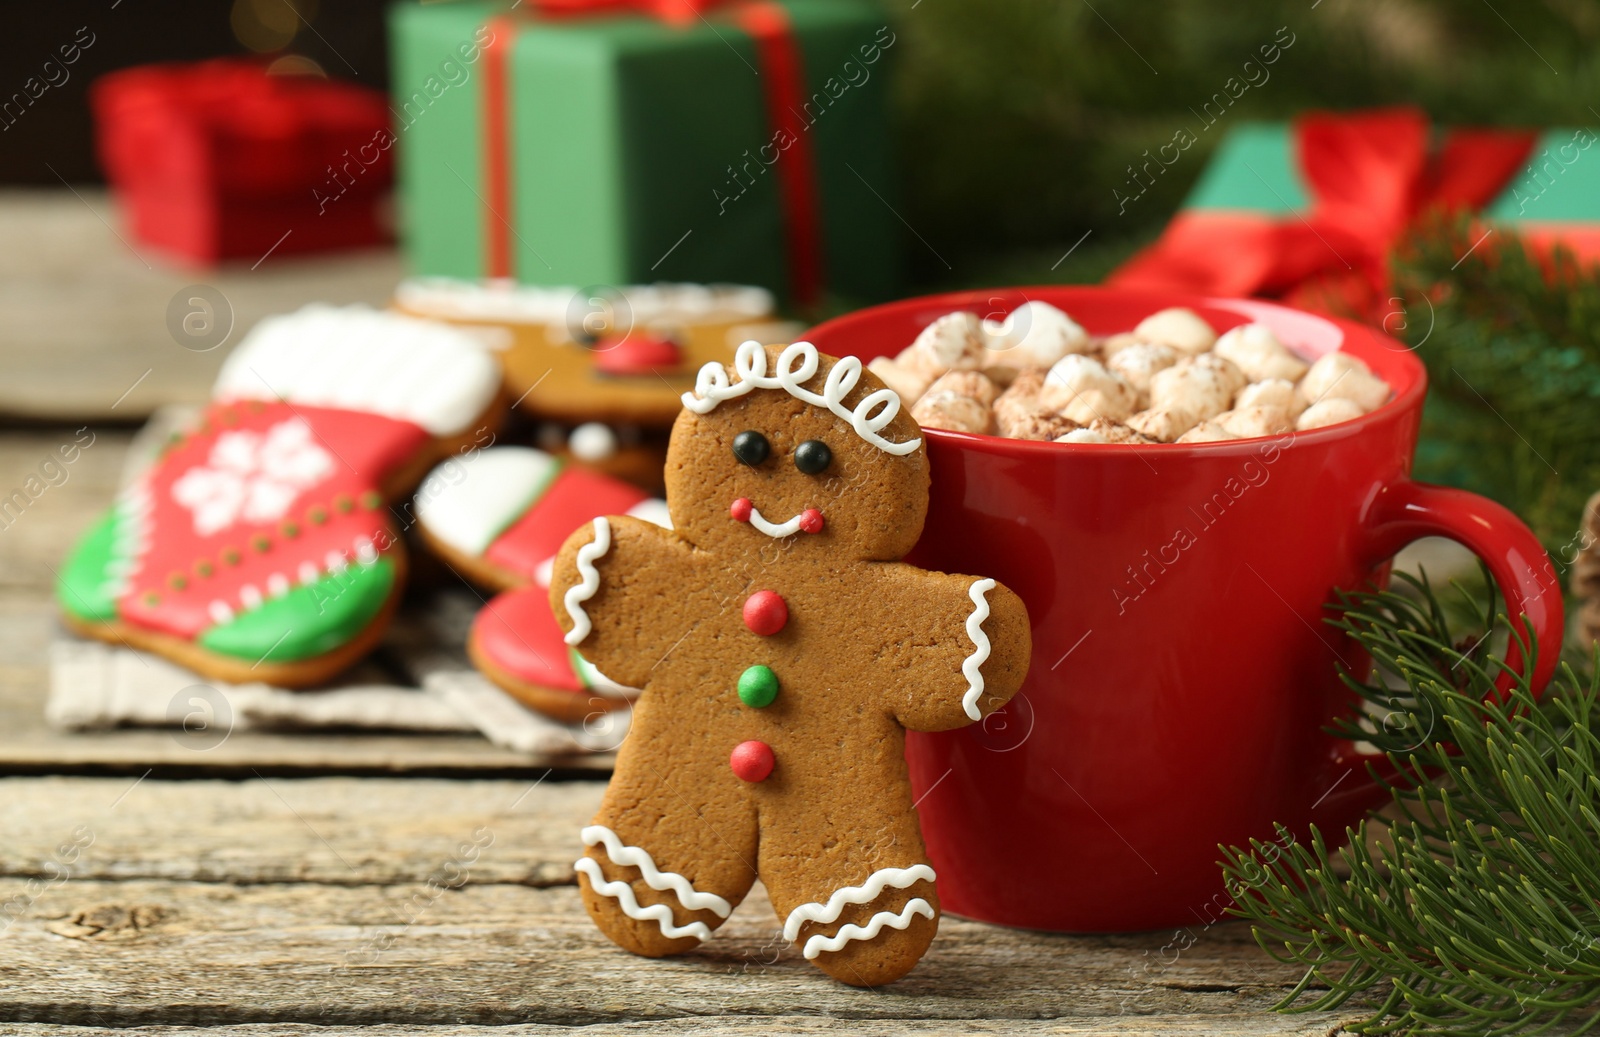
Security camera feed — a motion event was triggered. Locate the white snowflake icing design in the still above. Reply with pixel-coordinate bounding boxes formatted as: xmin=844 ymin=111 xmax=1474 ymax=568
xmin=171 ymin=418 xmax=335 ymax=536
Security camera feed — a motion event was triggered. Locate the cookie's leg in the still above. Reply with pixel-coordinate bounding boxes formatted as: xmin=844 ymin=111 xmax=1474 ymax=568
xmin=760 ymin=808 xmax=939 ymax=987
xmin=575 ymin=734 xmax=759 ymax=958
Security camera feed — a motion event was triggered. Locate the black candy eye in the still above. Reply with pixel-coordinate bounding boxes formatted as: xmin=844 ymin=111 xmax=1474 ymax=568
xmin=794 ymin=439 xmax=832 ymax=475
xmin=732 ymin=430 xmax=770 ymax=466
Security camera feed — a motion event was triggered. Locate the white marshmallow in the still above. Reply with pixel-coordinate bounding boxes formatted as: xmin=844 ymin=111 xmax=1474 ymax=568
xmin=982 ymin=301 xmax=1090 ymax=368
xmin=911 ymin=390 xmax=992 ymax=434
xmin=1126 ymin=406 xmax=1198 ymax=442
xmin=1149 ymin=357 xmax=1235 ymax=421
xmin=1040 ymin=355 xmax=1137 ymax=422
xmin=1134 ymin=307 xmax=1217 ymax=356
xmin=1234 ymin=378 xmax=1307 ymax=418
xmin=1107 ymin=342 xmax=1179 ymax=402
xmin=901 ymin=311 xmax=986 ymax=374
xmin=1056 ymin=428 xmax=1109 ymax=444
xmin=1296 ymin=396 xmax=1367 ymax=430
xmin=1213 ymin=323 xmax=1310 ymax=383
xmin=1298 ymin=352 xmax=1390 ymax=412
xmin=1176 ymin=421 xmax=1239 ymax=443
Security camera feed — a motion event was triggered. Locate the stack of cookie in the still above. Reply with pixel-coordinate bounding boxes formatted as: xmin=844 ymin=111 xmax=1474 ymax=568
xmin=55 ymin=290 xmax=775 ymax=723
xmin=868 ymin=303 xmax=1392 ymax=445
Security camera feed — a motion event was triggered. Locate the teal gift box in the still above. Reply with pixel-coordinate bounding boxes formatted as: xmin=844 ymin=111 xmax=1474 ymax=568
xmin=388 ymin=0 xmax=902 ymax=307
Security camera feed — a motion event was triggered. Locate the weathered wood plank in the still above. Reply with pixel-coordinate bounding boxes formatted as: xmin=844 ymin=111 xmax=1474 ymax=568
xmin=0 ymin=776 xmax=603 ymax=887
xmin=4 ymin=1018 xmax=1341 ymax=1035
xmin=0 ymin=189 xmax=403 ymax=423
xmin=0 ymin=776 xmax=1339 ymax=1031
xmin=0 ymin=877 xmax=1327 ymax=1029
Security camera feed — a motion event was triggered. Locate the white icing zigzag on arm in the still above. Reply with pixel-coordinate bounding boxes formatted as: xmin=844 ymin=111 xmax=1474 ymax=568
xmin=781 ymin=864 xmax=936 ymax=941
xmin=562 ymin=517 xmax=611 ymax=646
xmin=962 ymin=578 xmax=997 ymax=721
xmin=574 ymin=858 xmax=714 ymax=943
xmin=801 ymin=899 xmax=936 ymax=960
xmin=580 ymin=826 xmax=734 ymax=916
xmin=680 ymin=341 xmax=921 ymax=457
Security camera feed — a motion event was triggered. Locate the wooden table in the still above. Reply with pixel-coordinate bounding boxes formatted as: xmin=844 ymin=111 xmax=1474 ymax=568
xmin=0 ymin=191 xmax=1347 ymax=1034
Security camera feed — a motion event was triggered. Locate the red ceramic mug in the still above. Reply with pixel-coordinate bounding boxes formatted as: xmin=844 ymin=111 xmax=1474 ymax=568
xmin=806 ymin=287 xmax=1563 ymax=932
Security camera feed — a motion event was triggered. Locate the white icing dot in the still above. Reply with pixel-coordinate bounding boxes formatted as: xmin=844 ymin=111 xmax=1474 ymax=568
xmin=568 ymin=422 xmax=619 ymax=463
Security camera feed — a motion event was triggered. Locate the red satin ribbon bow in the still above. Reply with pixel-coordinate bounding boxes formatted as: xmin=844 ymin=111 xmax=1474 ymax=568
xmin=1108 ymin=107 xmax=1536 ymax=317
xmin=532 ymin=0 xmax=726 ymax=27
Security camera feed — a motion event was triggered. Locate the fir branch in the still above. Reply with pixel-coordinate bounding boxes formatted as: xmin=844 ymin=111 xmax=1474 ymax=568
xmin=1394 ymin=219 xmax=1600 ymax=550
xmin=1220 ymin=572 xmax=1600 ymax=1036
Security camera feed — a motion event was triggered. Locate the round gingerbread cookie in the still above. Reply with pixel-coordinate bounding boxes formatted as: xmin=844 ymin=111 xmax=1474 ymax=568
xmin=55 ymin=305 xmax=504 ymax=688
xmin=546 ymin=342 xmax=1034 ymax=986
xmin=412 ymin=446 xmax=669 ymax=724
xmin=391 ymin=278 xmax=800 ymax=428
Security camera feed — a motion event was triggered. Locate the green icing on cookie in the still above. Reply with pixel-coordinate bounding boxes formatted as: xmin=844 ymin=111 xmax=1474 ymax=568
xmin=199 ymin=558 xmax=396 ymax=664
xmin=56 ymin=508 xmax=123 ymax=623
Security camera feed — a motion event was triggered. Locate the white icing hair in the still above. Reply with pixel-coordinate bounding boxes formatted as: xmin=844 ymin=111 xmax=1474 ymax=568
xmin=680 ymin=341 xmax=922 ymax=456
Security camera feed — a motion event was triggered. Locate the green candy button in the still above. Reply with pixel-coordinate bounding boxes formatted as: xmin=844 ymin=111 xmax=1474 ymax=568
xmin=738 ymin=665 xmax=780 ymax=708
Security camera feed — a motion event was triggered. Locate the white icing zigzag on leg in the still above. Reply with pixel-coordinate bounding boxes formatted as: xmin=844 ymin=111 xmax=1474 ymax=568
xmin=562 ymin=517 xmax=611 ymax=646
xmin=781 ymin=864 xmax=936 ymax=941
xmin=961 ymin=578 xmax=997 ymax=721
xmin=801 ymin=898 xmax=936 ymax=960
xmin=579 ymin=825 xmax=734 ymax=917
xmin=573 ymin=858 xmax=714 ymax=943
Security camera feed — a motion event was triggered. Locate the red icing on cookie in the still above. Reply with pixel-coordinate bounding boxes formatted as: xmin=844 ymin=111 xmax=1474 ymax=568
xmin=472 ymin=584 xmax=584 ymax=692
xmin=742 ymin=590 xmax=788 ymax=636
xmin=730 ymin=739 xmax=775 ymax=782
xmin=118 ymin=402 xmax=424 ymax=640
xmin=483 ymin=465 xmax=649 ymax=581
xmin=593 ymin=335 xmax=683 ymax=376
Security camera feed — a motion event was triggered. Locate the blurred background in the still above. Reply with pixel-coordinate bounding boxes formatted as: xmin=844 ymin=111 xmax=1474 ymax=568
xmin=10 ymin=0 xmax=1600 ymax=288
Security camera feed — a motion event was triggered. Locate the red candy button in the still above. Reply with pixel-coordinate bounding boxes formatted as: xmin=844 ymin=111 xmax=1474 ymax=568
xmin=798 ymin=508 xmax=824 ymax=534
xmin=730 ymin=740 xmax=775 ymax=782
xmin=730 ymin=497 xmax=753 ymax=523
xmin=743 ymin=590 xmax=787 ymax=635
xmin=593 ymin=335 xmax=682 ymax=376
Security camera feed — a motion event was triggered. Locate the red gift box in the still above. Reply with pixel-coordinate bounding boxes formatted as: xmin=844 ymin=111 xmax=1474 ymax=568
xmin=91 ymin=59 xmax=394 ymax=266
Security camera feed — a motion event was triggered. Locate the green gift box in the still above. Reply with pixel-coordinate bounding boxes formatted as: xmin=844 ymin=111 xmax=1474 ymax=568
xmin=388 ymin=0 xmax=901 ymax=307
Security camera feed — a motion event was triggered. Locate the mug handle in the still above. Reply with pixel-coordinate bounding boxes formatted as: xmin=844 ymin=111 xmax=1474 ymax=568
xmin=1319 ymin=479 xmax=1564 ymax=811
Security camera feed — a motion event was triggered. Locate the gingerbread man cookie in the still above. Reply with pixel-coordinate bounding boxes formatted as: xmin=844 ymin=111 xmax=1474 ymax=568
xmin=548 ymin=342 xmax=1032 ymax=985
xmin=56 ymin=305 xmax=502 ymax=687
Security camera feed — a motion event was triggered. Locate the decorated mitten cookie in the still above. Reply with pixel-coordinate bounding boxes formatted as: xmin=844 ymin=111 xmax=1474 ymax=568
xmin=56 ymin=305 xmax=502 ymax=688
xmin=413 ymin=446 xmax=668 ymax=723
xmin=549 ymin=342 xmax=1032 ymax=986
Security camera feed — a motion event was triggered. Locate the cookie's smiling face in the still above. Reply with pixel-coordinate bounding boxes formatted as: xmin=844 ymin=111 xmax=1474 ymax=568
xmin=667 ymin=345 xmax=929 ymax=561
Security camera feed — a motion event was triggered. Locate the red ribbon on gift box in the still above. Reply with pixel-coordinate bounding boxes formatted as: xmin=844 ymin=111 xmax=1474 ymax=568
xmin=1108 ymin=107 xmax=1537 ymax=318
xmin=478 ymin=0 xmax=824 ymax=306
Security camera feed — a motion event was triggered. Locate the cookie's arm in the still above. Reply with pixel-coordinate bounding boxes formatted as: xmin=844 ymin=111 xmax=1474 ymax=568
xmin=548 ymin=515 xmax=690 ymax=689
xmin=878 ymin=567 xmax=1032 ymax=732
